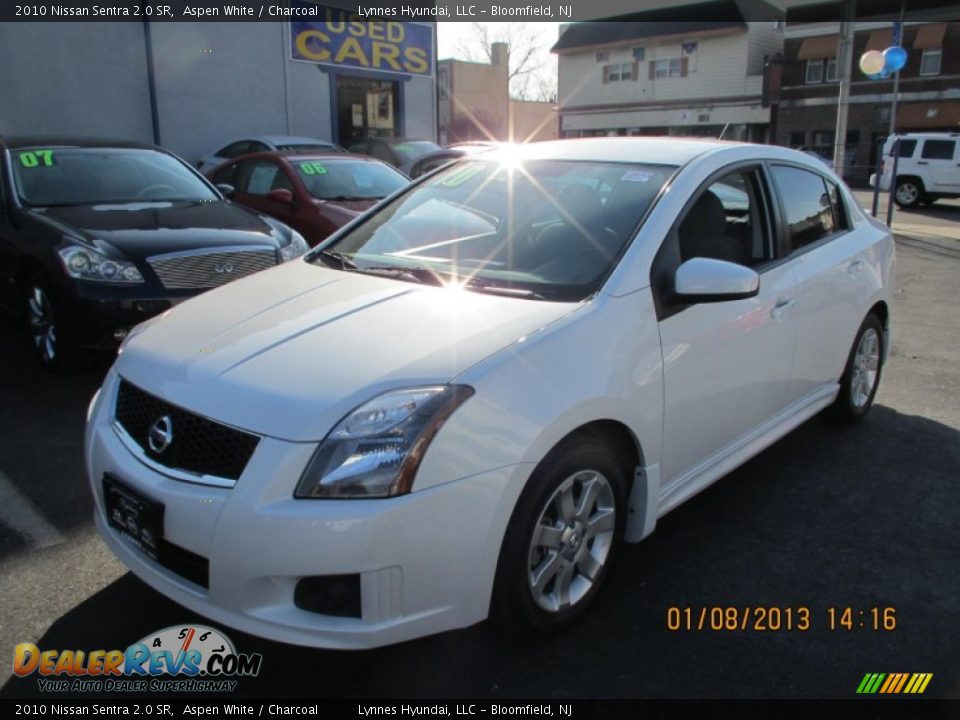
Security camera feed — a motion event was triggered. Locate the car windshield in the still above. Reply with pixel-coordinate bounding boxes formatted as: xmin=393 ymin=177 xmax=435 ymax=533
xmin=390 ymin=141 xmax=441 ymax=163
xmin=11 ymin=148 xmax=218 ymax=206
xmin=315 ymin=158 xmax=675 ymax=301
xmin=276 ymin=142 xmax=343 ymax=152
xmin=293 ymin=158 xmax=408 ymax=200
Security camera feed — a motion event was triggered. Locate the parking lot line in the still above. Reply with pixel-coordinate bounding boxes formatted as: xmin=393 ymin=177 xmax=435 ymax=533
xmin=0 ymin=468 xmax=64 ymax=549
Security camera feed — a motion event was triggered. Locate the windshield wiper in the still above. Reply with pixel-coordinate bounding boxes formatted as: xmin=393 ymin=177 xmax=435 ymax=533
xmin=354 ymin=265 xmax=441 ymax=286
xmin=465 ymin=282 xmax=547 ymax=301
xmin=316 ymin=250 xmax=358 ymax=269
xmin=327 ymin=195 xmax=375 ymax=202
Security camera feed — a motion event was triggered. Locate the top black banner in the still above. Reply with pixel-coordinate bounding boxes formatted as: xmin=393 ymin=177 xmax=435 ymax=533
xmin=2 ymin=0 xmax=953 ymax=23
xmin=0 ymin=0 xmax=863 ymax=24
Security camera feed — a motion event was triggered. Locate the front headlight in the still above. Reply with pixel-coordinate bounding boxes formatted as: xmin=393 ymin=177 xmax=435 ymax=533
xmin=295 ymin=385 xmax=474 ymax=499
xmin=280 ymin=230 xmax=309 ymax=262
xmin=58 ymin=245 xmax=143 ymax=283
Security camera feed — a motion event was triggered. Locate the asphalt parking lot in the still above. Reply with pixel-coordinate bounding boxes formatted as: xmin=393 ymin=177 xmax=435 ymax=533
xmin=1 ymin=198 xmax=958 ymax=699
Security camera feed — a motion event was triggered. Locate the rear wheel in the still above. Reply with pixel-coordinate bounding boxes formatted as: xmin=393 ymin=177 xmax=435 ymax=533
xmin=894 ymin=178 xmax=923 ymax=209
xmin=492 ymin=434 xmax=628 ymax=634
xmin=829 ymin=314 xmax=884 ymax=423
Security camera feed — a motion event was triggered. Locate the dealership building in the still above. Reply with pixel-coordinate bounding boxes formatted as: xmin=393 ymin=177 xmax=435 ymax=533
xmin=0 ymin=6 xmax=438 ymax=164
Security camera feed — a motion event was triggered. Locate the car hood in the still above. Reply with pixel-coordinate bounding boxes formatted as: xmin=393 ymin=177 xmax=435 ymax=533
xmin=115 ymin=260 xmax=576 ymax=441
xmin=33 ymin=201 xmax=278 ymax=260
xmin=319 ymin=198 xmax=378 ymax=214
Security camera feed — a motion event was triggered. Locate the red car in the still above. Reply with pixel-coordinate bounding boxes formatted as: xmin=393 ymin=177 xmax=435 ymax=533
xmin=206 ymin=151 xmax=409 ymax=246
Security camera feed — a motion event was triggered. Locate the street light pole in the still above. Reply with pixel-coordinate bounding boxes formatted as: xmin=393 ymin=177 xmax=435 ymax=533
xmin=833 ymin=0 xmax=856 ymax=177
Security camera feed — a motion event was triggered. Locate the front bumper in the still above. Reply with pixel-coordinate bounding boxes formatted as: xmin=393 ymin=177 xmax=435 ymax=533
xmin=70 ymin=279 xmax=200 ymax=348
xmin=85 ymin=372 xmax=528 ymax=649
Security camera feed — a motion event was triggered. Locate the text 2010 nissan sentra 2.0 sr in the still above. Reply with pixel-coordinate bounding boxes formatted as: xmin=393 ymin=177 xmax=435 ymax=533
xmin=85 ymin=138 xmax=894 ymax=649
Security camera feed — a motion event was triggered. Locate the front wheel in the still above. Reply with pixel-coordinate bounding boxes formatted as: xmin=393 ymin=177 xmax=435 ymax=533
xmin=828 ymin=314 xmax=884 ymax=423
xmin=24 ymin=277 xmax=78 ymax=372
xmin=492 ymin=434 xmax=628 ymax=634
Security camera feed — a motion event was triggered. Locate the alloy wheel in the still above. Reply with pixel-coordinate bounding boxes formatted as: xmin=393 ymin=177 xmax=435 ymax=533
xmin=527 ymin=469 xmax=616 ymax=612
xmin=896 ymin=183 xmax=919 ymax=206
xmin=850 ymin=328 xmax=880 ymax=409
xmin=27 ymin=285 xmax=57 ymax=364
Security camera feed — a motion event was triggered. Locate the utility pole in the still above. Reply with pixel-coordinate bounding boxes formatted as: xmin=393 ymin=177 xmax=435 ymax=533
xmin=833 ymin=0 xmax=856 ymax=178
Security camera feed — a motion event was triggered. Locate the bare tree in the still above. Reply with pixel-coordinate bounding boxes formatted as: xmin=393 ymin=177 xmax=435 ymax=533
xmin=455 ymin=22 xmax=558 ymax=102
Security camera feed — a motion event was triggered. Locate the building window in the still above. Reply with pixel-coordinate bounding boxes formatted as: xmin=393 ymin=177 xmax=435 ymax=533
xmin=596 ymin=51 xmax=609 ymax=62
xmin=920 ymin=48 xmax=942 ymax=76
xmin=605 ymin=63 xmax=633 ymax=82
xmin=806 ymin=59 xmax=824 ymax=83
xmin=789 ymin=131 xmax=805 ymax=147
xmin=633 ymin=47 xmax=645 ymax=61
xmin=654 ymin=58 xmax=684 ymax=78
xmin=826 ymin=58 xmax=838 ymax=82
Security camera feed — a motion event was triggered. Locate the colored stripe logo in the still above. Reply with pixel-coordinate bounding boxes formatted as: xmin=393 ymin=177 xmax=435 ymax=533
xmin=856 ymin=672 xmax=933 ymax=694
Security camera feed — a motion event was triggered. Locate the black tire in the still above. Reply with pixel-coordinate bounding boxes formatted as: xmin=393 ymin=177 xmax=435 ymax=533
xmin=828 ymin=313 xmax=884 ymax=423
xmin=23 ymin=275 xmax=78 ymax=372
xmin=491 ymin=432 xmax=629 ymax=634
xmin=894 ymin=178 xmax=923 ymax=209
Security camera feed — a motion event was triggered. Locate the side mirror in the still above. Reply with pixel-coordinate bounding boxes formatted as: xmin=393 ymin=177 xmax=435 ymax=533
xmin=673 ymin=257 xmax=759 ymax=303
xmin=215 ymin=183 xmax=235 ymax=199
xmin=267 ymin=188 xmax=294 ymax=205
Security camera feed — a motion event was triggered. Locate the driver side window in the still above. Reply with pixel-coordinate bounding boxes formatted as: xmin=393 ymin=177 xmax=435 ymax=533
xmin=677 ymin=169 xmax=770 ymax=268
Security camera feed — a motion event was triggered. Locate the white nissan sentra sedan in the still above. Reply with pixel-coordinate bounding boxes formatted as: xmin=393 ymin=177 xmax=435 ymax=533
xmin=85 ymin=138 xmax=894 ymax=649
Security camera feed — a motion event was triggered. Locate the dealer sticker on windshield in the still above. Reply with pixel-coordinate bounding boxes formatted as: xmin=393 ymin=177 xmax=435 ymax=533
xmin=18 ymin=150 xmax=56 ymax=168
xmin=298 ymin=161 xmax=328 ymax=176
xmin=439 ymin=162 xmax=485 ymax=188
xmin=621 ymin=170 xmax=653 ymax=183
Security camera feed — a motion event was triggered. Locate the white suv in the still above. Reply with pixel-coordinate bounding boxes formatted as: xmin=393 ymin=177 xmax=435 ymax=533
xmin=871 ymin=132 xmax=960 ymax=208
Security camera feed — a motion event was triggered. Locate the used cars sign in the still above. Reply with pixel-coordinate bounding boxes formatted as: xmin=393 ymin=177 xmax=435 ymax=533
xmin=290 ymin=7 xmax=433 ymax=76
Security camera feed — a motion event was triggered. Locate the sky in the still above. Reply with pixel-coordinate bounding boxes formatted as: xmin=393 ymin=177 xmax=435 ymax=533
xmin=437 ymin=22 xmax=563 ymax=61
xmin=437 ymin=22 xmax=563 ymax=100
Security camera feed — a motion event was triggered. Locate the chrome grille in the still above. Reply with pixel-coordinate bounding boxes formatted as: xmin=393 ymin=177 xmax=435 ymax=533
xmin=148 ymin=247 xmax=277 ymax=289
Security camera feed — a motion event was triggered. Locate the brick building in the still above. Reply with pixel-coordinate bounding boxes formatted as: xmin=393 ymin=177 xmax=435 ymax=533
xmin=771 ymin=21 xmax=958 ymax=185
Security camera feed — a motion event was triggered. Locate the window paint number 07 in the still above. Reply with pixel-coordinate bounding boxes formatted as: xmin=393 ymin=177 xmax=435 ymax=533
xmin=19 ymin=151 xmax=55 ymax=168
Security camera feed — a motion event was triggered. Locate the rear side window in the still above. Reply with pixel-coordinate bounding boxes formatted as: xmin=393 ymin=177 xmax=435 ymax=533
xmin=219 ymin=141 xmax=252 ymax=159
xmin=889 ymin=139 xmax=916 ymax=158
xmin=771 ymin=165 xmax=838 ymax=251
xmin=235 ymin=160 xmax=292 ymax=195
xmin=920 ymin=139 xmax=955 ymax=160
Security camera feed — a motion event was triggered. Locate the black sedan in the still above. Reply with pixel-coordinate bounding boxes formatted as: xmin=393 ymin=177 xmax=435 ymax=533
xmin=0 ymin=137 xmax=308 ymax=370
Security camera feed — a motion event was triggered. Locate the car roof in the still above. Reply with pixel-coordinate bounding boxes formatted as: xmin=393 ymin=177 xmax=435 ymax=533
xmin=0 ymin=136 xmax=158 ymax=151
xmin=211 ymin=150 xmax=392 ymax=167
xmin=478 ymin=137 xmax=749 ymax=166
xmin=252 ymin=135 xmax=338 ymax=145
xmin=348 ymin=137 xmax=436 ymax=145
xmin=889 ymin=132 xmax=960 ymax=140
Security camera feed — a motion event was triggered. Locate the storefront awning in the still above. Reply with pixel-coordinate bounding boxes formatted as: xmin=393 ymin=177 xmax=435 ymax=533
xmin=898 ymin=101 xmax=960 ymax=129
xmin=913 ymin=23 xmax=947 ymax=50
xmin=797 ymin=35 xmax=839 ymax=59
xmin=865 ymin=29 xmax=893 ymax=53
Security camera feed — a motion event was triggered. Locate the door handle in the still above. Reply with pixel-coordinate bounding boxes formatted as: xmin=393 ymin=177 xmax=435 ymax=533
xmin=847 ymin=259 xmax=864 ymax=275
xmin=771 ymin=297 xmax=795 ymax=320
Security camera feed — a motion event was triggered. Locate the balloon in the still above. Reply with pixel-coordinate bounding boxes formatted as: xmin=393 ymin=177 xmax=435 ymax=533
xmin=883 ymin=45 xmax=908 ymax=73
xmin=860 ymin=50 xmax=885 ymax=75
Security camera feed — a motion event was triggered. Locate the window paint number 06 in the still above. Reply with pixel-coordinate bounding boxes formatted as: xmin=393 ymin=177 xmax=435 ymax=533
xmin=19 ymin=151 xmax=55 ymax=168
xmin=300 ymin=162 xmax=328 ymax=176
